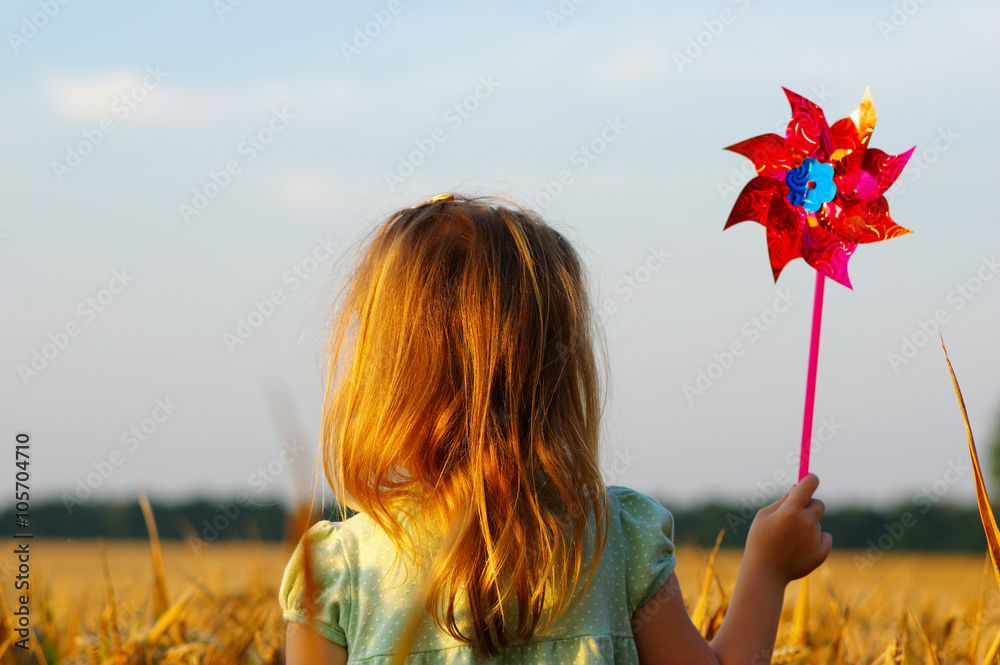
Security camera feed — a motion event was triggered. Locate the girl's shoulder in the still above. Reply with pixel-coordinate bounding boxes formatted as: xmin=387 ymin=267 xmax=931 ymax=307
xmin=278 ymin=512 xmax=388 ymax=646
xmin=603 ymin=485 xmax=677 ymax=614
xmin=605 ymin=485 xmax=673 ymax=525
xmin=605 ymin=484 xmax=661 ymax=502
xmin=290 ymin=511 xmax=389 ymax=568
xmin=297 ymin=511 xmax=378 ymax=544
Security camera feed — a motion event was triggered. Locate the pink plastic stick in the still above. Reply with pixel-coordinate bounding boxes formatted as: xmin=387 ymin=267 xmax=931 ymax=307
xmin=799 ymin=271 xmax=825 ymax=482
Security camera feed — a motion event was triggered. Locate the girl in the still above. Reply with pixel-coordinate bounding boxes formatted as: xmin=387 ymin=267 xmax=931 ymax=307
xmin=280 ymin=194 xmax=831 ymax=664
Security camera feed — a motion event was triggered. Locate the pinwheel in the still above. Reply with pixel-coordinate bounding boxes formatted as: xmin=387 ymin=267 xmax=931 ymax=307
xmin=724 ymin=87 xmax=914 ymax=480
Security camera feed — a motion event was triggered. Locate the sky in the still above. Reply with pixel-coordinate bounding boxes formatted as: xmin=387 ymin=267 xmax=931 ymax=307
xmin=2 ymin=0 xmax=998 ymax=516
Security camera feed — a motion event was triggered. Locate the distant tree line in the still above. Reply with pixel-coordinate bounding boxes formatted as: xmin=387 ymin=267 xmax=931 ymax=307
xmin=1 ymin=496 xmax=987 ymax=552
xmin=668 ymin=500 xmax=986 ymax=552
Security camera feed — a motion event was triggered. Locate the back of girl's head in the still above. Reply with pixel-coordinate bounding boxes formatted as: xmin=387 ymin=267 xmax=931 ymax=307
xmin=320 ymin=193 xmax=610 ymax=655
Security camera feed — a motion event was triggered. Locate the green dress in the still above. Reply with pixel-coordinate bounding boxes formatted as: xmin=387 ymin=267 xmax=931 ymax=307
xmin=279 ymin=485 xmax=675 ymax=664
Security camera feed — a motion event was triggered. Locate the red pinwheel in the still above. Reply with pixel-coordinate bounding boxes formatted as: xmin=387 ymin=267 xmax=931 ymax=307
xmin=724 ymin=87 xmax=913 ymax=289
xmin=722 ymin=88 xmax=914 ymax=482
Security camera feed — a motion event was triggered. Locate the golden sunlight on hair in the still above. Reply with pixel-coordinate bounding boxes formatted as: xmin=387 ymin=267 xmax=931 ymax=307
xmin=319 ymin=194 xmax=611 ymax=656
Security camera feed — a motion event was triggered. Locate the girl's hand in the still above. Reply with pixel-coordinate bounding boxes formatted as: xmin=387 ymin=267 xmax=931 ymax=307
xmin=742 ymin=473 xmax=832 ymax=585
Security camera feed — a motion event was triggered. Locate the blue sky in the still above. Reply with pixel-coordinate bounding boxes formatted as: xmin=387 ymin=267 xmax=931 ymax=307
xmin=2 ymin=0 xmax=998 ymax=514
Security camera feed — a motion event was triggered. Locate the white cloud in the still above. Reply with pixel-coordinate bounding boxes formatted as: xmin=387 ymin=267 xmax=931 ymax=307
xmin=274 ymin=169 xmax=346 ymax=214
xmin=585 ymin=44 xmax=671 ymax=89
xmin=44 ymin=69 xmax=141 ymax=121
xmin=41 ymin=69 xmax=361 ymax=129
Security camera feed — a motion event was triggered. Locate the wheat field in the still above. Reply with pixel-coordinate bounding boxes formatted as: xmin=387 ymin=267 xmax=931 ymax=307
xmin=0 ymin=534 xmax=992 ymax=665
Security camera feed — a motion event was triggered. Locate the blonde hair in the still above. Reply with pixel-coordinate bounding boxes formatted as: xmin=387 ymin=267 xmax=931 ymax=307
xmin=320 ymin=194 xmax=610 ymax=655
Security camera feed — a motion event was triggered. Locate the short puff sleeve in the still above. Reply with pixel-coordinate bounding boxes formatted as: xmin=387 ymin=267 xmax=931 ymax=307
xmin=611 ymin=486 xmax=677 ymax=613
xmin=278 ymin=520 xmax=352 ymax=647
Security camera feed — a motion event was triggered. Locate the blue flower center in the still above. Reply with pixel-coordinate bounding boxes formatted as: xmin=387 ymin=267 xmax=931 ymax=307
xmin=786 ymin=158 xmax=837 ymax=214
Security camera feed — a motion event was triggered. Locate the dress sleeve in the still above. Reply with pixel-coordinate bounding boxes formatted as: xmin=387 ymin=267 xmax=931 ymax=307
xmin=278 ymin=520 xmax=352 ymax=647
xmin=612 ymin=486 xmax=677 ymax=614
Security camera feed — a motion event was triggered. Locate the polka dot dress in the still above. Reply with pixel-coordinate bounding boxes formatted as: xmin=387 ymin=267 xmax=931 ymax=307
xmin=279 ymin=486 xmax=676 ymax=664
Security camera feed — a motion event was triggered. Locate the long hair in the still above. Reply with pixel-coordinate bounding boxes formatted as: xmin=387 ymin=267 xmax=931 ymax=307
xmin=320 ymin=194 xmax=610 ymax=656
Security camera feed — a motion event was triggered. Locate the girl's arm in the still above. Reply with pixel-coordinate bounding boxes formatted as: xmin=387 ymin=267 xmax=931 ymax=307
xmin=633 ymin=474 xmax=832 ymax=665
xmin=286 ymin=622 xmax=348 ymax=665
